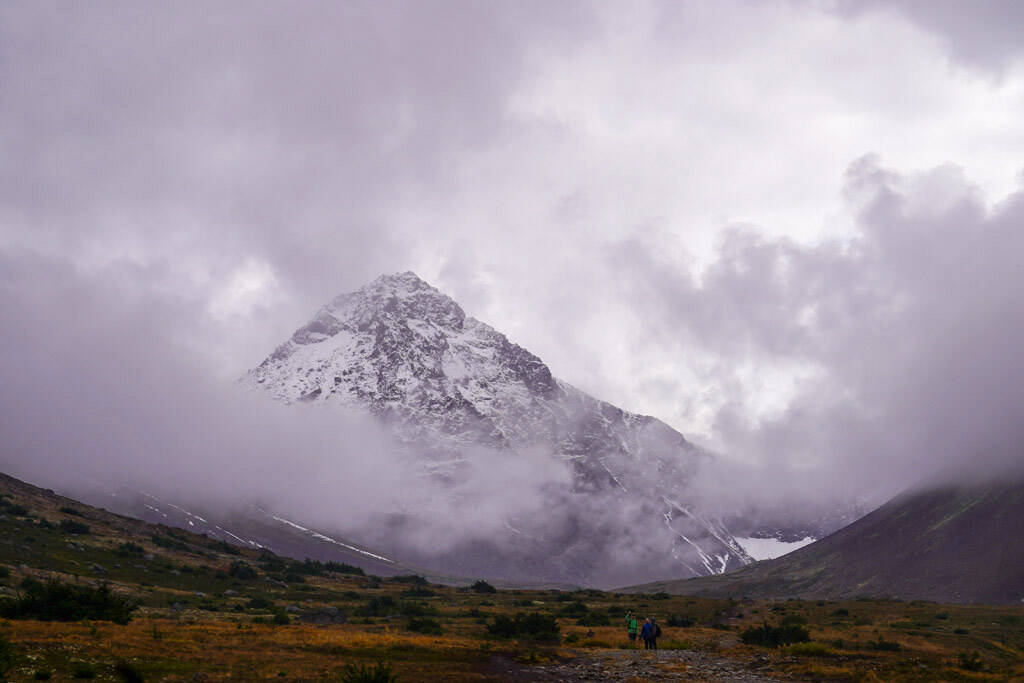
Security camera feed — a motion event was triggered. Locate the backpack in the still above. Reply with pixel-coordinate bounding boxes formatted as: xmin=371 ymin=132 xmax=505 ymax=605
xmin=654 ymin=624 xmax=662 ymax=637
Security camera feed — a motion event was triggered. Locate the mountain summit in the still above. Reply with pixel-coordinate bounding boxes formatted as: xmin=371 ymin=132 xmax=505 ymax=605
xmin=244 ymin=272 xmax=752 ymax=585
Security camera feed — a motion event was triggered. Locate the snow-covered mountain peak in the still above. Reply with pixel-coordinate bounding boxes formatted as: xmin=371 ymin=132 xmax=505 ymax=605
xmin=243 ymin=272 xmax=754 ymax=583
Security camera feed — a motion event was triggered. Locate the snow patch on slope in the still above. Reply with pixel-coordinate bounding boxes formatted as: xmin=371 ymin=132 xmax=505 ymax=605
xmin=735 ymin=536 xmax=815 ymax=561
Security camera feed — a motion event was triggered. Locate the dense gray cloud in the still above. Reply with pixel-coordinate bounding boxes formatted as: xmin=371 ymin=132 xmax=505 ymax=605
xmin=614 ymin=156 xmax=1024 ymax=503
xmin=834 ymin=0 xmax=1024 ymax=72
xmin=0 ymin=0 xmax=595 ymax=364
xmin=2 ymin=0 xmax=1024 ymax=534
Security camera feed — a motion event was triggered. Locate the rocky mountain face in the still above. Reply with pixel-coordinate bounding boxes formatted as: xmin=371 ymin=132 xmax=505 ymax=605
xmin=625 ymin=478 xmax=1024 ymax=604
xmin=241 ymin=272 xmax=754 ymax=586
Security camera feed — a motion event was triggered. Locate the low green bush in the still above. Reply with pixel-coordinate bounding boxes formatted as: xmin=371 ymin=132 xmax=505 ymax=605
xmin=866 ymin=638 xmax=901 ymax=651
xmin=391 ymin=574 xmax=428 ymax=585
xmin=958 ymin=650 xmax=983 ymax=672
xmin=59 ymin=520 xmax=90 ymax=535
xmin=487 ymin=612 xmax=560 ymax=642
xmin=356 ymin=595 xmax=397 ymax=617
xmin=576 ymin=612 xmax=610 ymax=627
xmin=72 ymin=663 xmax=97 ymax=679
xmin=246 ymin=596 xmax=273 ymax=610
xmin=0 ymin=633 xmax=14 ymax=678
xmin=228 ymin=561 xmax=257 ymax=580
xmin=114 ymin=660 xmax=145 ymax=683
xmin=471 ymin=580 xmax=497 ymax=594
xmin=558 ymin=601 xmax=589 ymax=616
xmin=740 ymin=621 xmax=810 ymax=648
xmin=0 ymin=579 xmax=135 ymax=624
xmin=407 ymin=617 xmax=443 ymax=635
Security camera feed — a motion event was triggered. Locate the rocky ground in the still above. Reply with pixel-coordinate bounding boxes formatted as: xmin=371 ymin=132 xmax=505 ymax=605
xmin=522 ymin=648 xmax=792 ymax=682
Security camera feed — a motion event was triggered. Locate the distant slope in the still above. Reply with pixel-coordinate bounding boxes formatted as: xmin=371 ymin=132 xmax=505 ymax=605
xmin=622 ymin=480 xmax=1024 ymax=604
xmin=0 ymin=470 xmax=578 ymax=591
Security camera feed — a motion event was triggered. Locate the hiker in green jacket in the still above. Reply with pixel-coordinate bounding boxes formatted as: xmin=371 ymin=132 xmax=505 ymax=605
xmin=625 ymin=611 xmax=639 ymax=644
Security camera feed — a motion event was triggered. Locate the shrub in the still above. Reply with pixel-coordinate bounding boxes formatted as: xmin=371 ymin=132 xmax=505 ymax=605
xmin=339 ymin=659 xmax=398 ymax=683
xmin=72 ymin=663 xmax=97 ymax=679
xmin=391 ymin=574 xmax=428 ymax=585
xmin=471 ymin=580 xmax=497 ymax=594
xmin=780 ymin=613 xmax=808 ymax=626
xmin=357 ymin=596 xmax=398 ymax=617
xmin=273 ymin=611 xmax=290 ymax=625
xmin=407 ymin=617 xmax=443 ymax=635
xmin=577 ymin=612 xmax=611 ymax=627
xmin=34 ymin=671 xmax=53 ymax=680
xmin=399 ymin=602 xmax=439 ymax=618
xmin=666 ymin=615 xmax=694 ymax=627
xmin=3 ymin=503 xmax=29 ymax=516
xmin=954 ymin=627 xmax=970 ymax=635
xmin=325 ymin=561 xmax=365 ymax=576
xmin=114 ymin=660 xmax=145 ymax=683
xmin=150 ymin=534 xmax=187 ymax=550
xmin=558 ymin=601 xmax=589 ymax=616
xmin=59 ymin=520 xmax=90 ymax=535
xmin=866 ymin=638 xmax=901 ymax=651
xmin=958 ymin=650 xmax=983 ymax=672
xmin=740 ymin=621 xmax=810 ymax=648
xmin=117 ymin=542 xmax=145 ymax=556
xmin=487 ymin=613 xmax=560 ymax=642
xmin=651 ymin=592 xmax=671 ymax=600
xmin=399 ymin=586 xmax=435 ymax=598
xmin=59 ymin=506 xmax=82 ymax=516
xmin=0 ymin=633 xmax=14 ymax=677
xmin=246 ymin=596 xmax=273 ymax=610
xmin=0 ymin=579 xmax=136 ymax=623
xmin=228 ymin=561 xmax=257 ymax=580
xmin=209 ymin=539 xmax=240 ymax=556
xmin=831 ymin=608 xmax=849 ymax=617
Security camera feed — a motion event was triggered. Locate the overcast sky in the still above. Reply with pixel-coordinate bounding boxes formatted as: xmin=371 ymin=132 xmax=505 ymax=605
xmin=3 ymin=1 xmax=1024 ymax=501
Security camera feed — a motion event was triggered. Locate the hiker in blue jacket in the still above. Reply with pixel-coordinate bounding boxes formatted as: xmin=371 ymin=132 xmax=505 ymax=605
xmin=639 ymin=617 xmax=654 ymax=649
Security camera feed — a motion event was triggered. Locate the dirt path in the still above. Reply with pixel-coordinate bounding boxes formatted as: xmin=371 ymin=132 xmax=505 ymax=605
xmin=518 ymin=648 xmax=793 ymax=682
